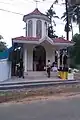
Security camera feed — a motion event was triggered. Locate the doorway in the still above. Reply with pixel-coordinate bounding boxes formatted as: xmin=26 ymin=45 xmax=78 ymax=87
xmin=9 ymin=47 xmax=23 ymax=76
xmin=33 ymin=45 xmax=46 ymax=71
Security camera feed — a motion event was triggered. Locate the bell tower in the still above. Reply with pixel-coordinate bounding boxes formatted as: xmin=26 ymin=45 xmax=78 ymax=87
xmin=23 ymin=8 xmax=50 ymax=38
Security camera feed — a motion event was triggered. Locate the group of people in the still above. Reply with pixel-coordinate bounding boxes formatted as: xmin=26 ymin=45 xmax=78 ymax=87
xmin=15 ymin=59 xmax=57 ymax=79
xmin=46 ymin=60 xmax=57 ymax=78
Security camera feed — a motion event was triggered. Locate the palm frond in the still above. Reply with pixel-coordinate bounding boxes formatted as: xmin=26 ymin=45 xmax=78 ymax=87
xmin=53 ymin=20 xmax=56 ymax=26
xmin=53 ymin=15 xmax=59 ymax=19
xmin=53 ymin=0 xmax=58 ymax=4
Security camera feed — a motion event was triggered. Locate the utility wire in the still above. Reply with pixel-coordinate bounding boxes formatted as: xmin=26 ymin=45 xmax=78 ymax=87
xmin=0 ymin=8 xmax=24 ymax=15
xmin=0 ymin=8 xmax=78 ymax=27
xmin=0 ymin=1 xmax=18 ymax=6
xmin=0 ymin=0 xmax=65 ymax=6
xmin=0 ymin=1 xmax=77 ymax=27
xmin=0 ymin=1 xmax=13 ymax=5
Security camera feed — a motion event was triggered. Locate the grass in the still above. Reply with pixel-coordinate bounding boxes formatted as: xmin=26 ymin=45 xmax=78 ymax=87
xmin=0 ymin=84 xmax=80 ymax=103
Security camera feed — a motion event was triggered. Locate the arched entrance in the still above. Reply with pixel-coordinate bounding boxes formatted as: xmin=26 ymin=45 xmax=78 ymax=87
xmin=33 ymin=45 xmax=46 ymax=71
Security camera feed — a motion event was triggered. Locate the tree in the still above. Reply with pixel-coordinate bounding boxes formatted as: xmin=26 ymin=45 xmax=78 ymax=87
xmin=46 ymin=5 xmax=59 ymax=25
xmin=62 ymin=5 xmax=80 ymax=33
xmin=73 ymin=6 xmax=80 ymax=33
xmin=0 ymin=35 xmax=7 ymax=52
xmin=48 ymin=26 xmax=58 ymax=38
xmin=61 ymin=6 xmax=73 ymax=38
xmin=53 ymin=0 xmax=70 ymax=40
xmin=68 ymin=33 xmax=80 ymax=68
xmin=46 ymin=5 xmax=59 ymax=38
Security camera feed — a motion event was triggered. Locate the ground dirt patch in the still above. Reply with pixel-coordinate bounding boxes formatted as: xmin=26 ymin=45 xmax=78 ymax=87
xmin=1 ymin=84 xmax=80 ymax=104
xmin=1 ymin=92 xmax=80 ymax=105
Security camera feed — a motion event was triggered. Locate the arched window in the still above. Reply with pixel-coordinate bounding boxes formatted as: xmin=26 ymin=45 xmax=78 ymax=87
xmin=44 ymin=22 xmax=47 ymax=35
xmin=36 ymin=20 xmax=42 ymax=38
xmin=28 ymin=20 xmax=33 ymax=37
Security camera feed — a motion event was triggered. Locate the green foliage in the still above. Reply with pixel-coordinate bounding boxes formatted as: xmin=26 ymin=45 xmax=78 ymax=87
xmin=69 ymin=33 xmax=80 ymax=67
xmin=0 ymin=41 xmax=7 ymax=52
xmin=64 ymin=22 xmax=72 ymax=32
xmin=0 ymin=35 xmax=7 ymax=52
xmin=46 ymin=5 xmax=59 ymax=25
xmin=8 ymin=49 xmax=21 ymax=64
xmin=46 ymin=5 xmax=59 ymax=38
xmin=48 ymin=26 xmax=58 ymax=38
xmin=61 ymin=5 xmax=80 ymax=33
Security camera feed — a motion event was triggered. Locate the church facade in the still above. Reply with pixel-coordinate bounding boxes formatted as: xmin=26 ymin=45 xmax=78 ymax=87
xmin=12 ymin=8 xmax=73 ymax=73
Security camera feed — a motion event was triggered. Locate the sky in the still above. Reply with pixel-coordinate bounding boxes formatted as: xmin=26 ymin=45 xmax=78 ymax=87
xmin=0 ymin=0 xmax=79 ymax=48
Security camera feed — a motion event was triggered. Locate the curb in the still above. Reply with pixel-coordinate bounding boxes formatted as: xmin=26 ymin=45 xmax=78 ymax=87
xmin=0 ymin=80 xmax=79 ymax=91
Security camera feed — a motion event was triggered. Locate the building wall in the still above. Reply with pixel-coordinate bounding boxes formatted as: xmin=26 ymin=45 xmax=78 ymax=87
xmin=0 ymin=59 xmax=11 ymax=81
xmin=43 ymin=44 xmax=55 ymax=65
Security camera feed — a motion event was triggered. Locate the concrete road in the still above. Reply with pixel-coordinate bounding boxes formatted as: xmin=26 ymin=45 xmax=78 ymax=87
xmin=0 ymin=97 xmax=80 ymax=120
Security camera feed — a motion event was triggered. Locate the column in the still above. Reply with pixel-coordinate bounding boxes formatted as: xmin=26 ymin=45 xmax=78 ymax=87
xmin=23 ymin=47 xmax=27 ymax=73
xmin=52 ymin=50 xmax=55 ymax=63
xmin=57 ymin=51 xmax=60 ymax=70
xmin=42 ymin=20 xmax=45 ymax=38
xmin=32 ymin=19 xmax=36 ymax=37
xmin=27 ymin=48 xmax=33 ymax=71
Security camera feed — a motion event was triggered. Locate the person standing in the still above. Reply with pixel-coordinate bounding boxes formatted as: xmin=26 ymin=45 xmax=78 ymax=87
xmin=19 ymin=59 xmax=24 ymax=78
xmin=47 ymin=60 xmax=51 ymax=78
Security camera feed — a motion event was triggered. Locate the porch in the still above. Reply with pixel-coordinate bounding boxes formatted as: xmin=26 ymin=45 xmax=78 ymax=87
xmin=3 ymin=71 xmax=61 ymax=83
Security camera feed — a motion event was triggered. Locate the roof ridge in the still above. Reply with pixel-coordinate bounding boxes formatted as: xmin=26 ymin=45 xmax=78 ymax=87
xmin=24 ymin=8 xmax=46 ymax=16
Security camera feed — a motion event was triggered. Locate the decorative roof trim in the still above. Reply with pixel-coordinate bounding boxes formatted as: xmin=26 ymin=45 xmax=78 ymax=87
xmin=23 ymin=8 xmax=50 ymax=22
xmin=39 ymin=36 xmax=53 ymax=45
xmin=23 ymin=14 xmax=50 ymax=22
xmin=12 ymin=36 xmax=74 ymax=47
xmin=12 ymin=39 xmax=39 ymax=44
xmin=53 ymin=42 xmax=74 ymax=46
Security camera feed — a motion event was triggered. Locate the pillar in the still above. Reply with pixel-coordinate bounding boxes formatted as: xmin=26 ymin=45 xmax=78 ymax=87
xmin=57 ymin=50 xmax=61 ymax=78
xmin=27 ymin=48 xmax=33 ymax=71
xmin=57 ymin=51 xmax=60 ymax=70
xmin=23 ymin=46 xmax=27 ymax=73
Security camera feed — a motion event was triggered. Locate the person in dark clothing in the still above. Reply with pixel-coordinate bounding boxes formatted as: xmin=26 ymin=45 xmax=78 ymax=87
xmin=16 ymin=64 xmax=20 ymax=76
xmin=47 ymin=60 xmax=51 ymax=78
xmin=51 ymin=62 xmax=55 ymax=67
xmin=19 ymin=59 xmax=24 ymax=78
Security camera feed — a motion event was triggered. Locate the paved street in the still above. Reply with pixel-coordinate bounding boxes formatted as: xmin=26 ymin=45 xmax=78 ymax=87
xmin=0 ymin=96 xmax=80 ymax=120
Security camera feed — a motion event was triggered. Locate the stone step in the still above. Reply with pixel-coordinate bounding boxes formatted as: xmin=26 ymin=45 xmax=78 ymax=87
xmin=74 ymin=73 xmax=80 ymax=80
xmin=24 ymin=71 xmax=58 ymax=78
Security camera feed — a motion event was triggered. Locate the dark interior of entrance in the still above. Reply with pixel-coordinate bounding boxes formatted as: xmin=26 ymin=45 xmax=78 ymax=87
xmin=33 ymin=45 xmax=46 ymax=71
xmin=9 ymin=47 xmax=23 ymax=76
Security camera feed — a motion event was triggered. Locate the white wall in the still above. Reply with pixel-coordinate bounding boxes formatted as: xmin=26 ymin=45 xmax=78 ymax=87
xmin=0 ymin=59 xmax=11 ymax=81
xmin=44 ymin=44 xmax=55 ymax=65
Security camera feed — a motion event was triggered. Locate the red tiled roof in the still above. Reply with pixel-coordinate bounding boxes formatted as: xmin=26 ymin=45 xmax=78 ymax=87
xmin=24 ymin=8 xmax=46 ymax=16
xmin=53 ymin=38 xmax=73 ymax=43
xmin=12 ymin=36 xmax=73 ymax=44
xmin=12 ymin=36 xmax=40 ymax=41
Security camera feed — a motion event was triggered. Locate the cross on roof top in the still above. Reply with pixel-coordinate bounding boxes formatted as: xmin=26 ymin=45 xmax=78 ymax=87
xmin=34 ymin=0 xmax=40 ymax=8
